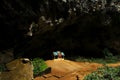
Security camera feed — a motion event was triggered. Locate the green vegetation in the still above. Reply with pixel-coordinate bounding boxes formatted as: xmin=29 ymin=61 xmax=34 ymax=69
xmin=0 ymin=64 xmax=6 ymax=72
xmin=103 ymin=48 xmax=113 ymax=59
xmin=70 ymin=48 xmax=119 ymax=64
xmin=32 ymin=58 xmax=48 ymax=76
xmin=70 ymin=55 xmax=120 ymax=64
xmin=84 ymin=66 xmax=120 ymax=80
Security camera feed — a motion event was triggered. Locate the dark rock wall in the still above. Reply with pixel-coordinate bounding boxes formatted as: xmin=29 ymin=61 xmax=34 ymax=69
xmin=0 ymin=0 xmax=120 ymax=59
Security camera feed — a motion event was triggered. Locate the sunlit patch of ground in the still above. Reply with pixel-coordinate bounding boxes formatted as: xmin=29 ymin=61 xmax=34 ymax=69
xmin=35 ymin=59 xmax=120 ymax=80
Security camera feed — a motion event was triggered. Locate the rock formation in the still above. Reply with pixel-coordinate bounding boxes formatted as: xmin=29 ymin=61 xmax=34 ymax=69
xmin=0 ymin=58 xmax=34 ymax=80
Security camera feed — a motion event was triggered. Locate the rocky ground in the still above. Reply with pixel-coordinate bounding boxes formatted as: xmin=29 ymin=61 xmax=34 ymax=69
xmin=35 ymin=59 xmax=120 ymax=80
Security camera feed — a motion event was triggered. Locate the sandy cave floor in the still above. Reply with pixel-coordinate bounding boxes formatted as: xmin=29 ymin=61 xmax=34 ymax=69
xmin=35 ymin=59 xmax=120 ymax=80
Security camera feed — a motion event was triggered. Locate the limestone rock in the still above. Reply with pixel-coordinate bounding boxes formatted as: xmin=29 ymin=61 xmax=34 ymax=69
xmin=0 ymin=49 xmax=14 ymax=64
xmin=0 ymin=58 xmax=34 ymax=80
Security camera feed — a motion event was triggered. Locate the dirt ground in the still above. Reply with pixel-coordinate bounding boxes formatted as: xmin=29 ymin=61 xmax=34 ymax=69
xmin=35 ymin=59 xmax=120 ymax=80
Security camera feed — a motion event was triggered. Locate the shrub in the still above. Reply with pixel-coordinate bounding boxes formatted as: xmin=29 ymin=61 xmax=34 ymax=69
xmin=32 ymin=58 xmax=48 ymax=76
xmin=73 ymin=56 xmax=119 ymax=64
xmin=103 ymin=48 xmax=113 ymax=59
xmin=84 ymin=66 xmax=120 ymax=80
xmin=0 ymin=64 xmax=6 ymax=72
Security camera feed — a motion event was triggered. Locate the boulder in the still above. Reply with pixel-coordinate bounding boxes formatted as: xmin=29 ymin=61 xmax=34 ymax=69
xmin=39 ymin=67 xmax=51 ymax=76
xmin=0 ymin=58 xmax=34 ymax=80
xmin=0 ymin=49 xmax=14 ymax=64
